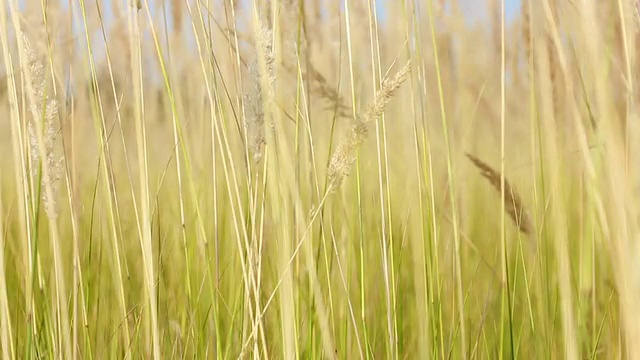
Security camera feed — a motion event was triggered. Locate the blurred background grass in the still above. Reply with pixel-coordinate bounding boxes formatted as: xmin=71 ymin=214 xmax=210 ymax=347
xmin=1 ymin=0 xmax=639 ymax=358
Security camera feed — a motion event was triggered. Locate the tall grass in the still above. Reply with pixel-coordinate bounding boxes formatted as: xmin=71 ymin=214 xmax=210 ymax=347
xmin=0 ymin=0 xmax=639 ymax=358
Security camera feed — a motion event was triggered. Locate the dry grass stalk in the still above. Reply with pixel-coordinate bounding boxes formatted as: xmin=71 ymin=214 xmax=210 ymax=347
xmin=521 ymin=0 xmax=531 ymax=65
xmin=172 ymin=0 xmax=183 ymax=33
xmin=466 ymin=153 xmax=533 ymax=236
xmin=327 ymin=61 xmax=411 ymax=191
xmin=634 ymin=0 xmax=640 ymax=30
xmin=22 ymin=32 xmax=63 ymax=219
xmin=487 ymin=0 xmax=501 ymax=57
xmin=547 ymin=36 xmax=563 ymax=119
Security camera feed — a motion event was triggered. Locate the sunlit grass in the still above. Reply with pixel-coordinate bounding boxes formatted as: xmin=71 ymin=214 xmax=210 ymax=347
xmin=0 ymin=0 xmax=639 ymax=358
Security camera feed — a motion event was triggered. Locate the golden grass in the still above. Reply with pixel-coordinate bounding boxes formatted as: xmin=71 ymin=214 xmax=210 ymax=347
xmin=0 ymin=0 xmax=639 ymax=358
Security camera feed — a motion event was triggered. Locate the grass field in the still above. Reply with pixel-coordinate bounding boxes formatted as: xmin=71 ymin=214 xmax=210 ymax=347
xmin=1 ymin=0 xmax=640 ymax=358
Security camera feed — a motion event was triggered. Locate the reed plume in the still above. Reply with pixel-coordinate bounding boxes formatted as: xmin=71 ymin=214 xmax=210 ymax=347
xmin=305 ymin=63 xmax=351 ymax=118
xmin=21 ymin=32 xmax=63 ymax=219
xmin=327 ymin=61 xmax=411 ymax=191
xmin=244 ymin=20 xmax=275 ymax=162
xmin=466 ymin=153 xmax=533 ymax=236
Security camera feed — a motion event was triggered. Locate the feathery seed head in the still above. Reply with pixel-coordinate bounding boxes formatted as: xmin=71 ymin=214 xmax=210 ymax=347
xmin=21 ymin=32 xmax=63 ymax=219
xmin=466 ymin=153 xmax=533 ymax=237
xmin=327 ymin=61 xmax=411 ymax=191
xmin=244 ymin=20 xmax=275 ymax=163
xmin=327 ymin=120 xmax=368 ymax=191
xmin=363 ymin=61 xmax=411 ymax=123
xmin=21 ymin=32 xmax=45 ymax=101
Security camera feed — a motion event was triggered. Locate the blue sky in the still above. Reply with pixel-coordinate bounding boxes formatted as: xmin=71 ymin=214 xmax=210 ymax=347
xmin=506 ymin=0 xmax=522 ymax=20
xmin=14 ymin=0 xmax=523 ymax=60
xmin=47 ymin=0 xmax=522 ymax=33
xmin=102 ymin=0 xmax=523 ymax=27
xmin=459 ymin=0 xmax=522 ymax=23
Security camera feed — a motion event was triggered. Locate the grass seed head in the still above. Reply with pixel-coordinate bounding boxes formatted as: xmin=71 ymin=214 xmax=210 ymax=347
xmin=22 ymin=32 xmax=63 ymax=219
xmin=245 ymin=20 xmax=275 ymax=163
xmin=328 ymin=61 xmax=411 ymax=191
xmin=466 ymin=153 xmax=533 ymax=237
